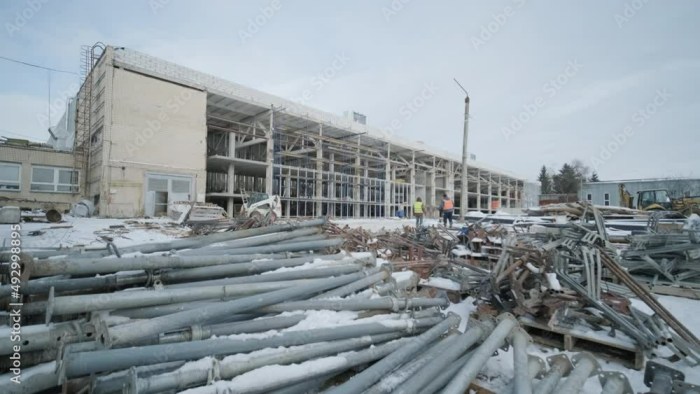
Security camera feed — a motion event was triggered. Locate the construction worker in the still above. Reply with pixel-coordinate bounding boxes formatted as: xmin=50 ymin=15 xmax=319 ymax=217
xmin=413 ymin=197 xmax=424 ymax=227
xmin=439 ymin=194 xmax=454 ymax=228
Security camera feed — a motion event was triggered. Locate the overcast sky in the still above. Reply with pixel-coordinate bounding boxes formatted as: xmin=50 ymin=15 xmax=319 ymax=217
xmin=1 ymin=0 xmax=698 ymax=181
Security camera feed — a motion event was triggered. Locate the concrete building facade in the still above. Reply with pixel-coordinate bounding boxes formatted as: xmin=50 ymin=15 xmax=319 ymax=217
xmin=0 ymin=142 xmax=82 ymax=212
xmin=7 ymin=44 xmax=534 ymax=218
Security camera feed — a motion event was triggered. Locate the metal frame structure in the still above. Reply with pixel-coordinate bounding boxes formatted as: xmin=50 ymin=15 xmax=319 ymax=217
xmin=76 ymin=46 xmax=529 ymax=218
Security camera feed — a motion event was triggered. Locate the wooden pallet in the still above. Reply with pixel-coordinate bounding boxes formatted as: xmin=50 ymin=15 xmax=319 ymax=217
xmin=519 ymin=316 xmax=645 ymax=370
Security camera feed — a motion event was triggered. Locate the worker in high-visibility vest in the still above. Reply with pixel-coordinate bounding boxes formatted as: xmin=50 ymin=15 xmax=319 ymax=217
xmin=439 ymin=194 xmax=454 ymax=228
xmin=413 ymin=197 xmax=424 ymax=227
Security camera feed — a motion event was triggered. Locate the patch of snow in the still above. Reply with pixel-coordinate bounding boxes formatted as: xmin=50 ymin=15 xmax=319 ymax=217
xmin=420 ymin=277 xmax=461 ymax=291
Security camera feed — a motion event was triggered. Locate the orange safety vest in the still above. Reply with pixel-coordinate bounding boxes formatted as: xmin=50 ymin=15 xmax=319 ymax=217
xmin=413 ymin=201 xmax=424 ymax=214
xmin=442 ymin=199 xmax=454 ymax=210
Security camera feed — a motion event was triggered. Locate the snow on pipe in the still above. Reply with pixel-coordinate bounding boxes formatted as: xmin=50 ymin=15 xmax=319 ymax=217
xmin=312 ymin=266 xmax=390 ymax=299
xmin=175 ymin=238 xmax=343 ymax=257
xmin=393 ymin=318 xmax=495 ymax=394
xmin=325 ymin=313 xmax=461 ymax=394
xmin=135 ymin=332 xmax=410 ymax=393
xmin=511 ymin=327 xmax=535 ymax=394
xmin=24 ymin=278 xmax=332 ymax=316
xmin=158 ymin=252 xmax=359 ymax=283
xmin=441 ymin=313 xmax=519 ymax=394
xmin=213 ymin=336 xmax=417 ymax=394
xmin=110 ymin=294 xmax=446 ymax=321
xmin=365 ymin=330 xmax=461 ymax=394
xmin=160 ymin=264 xmax=366 ymax=289
xmin=598 ymin=371 xmax=634 ymax=394
xmin=532 ymin=353 xmax=573 ymax=394
xmin=100 ymin=269 xmax=375 ymax=348
xmin=175 ymin=227 xmax=322 ymax=255
xmin=61 ymin=315 xmax=445 ymax=379
xmin=554 ymin=352 xmax=601 ymax=393
xmin=2 ymin=218 xmax=329 ymax=262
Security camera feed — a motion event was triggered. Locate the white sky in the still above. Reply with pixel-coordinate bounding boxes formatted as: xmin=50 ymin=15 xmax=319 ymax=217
xmin=0 ymin=0 xmax=698 ymax=181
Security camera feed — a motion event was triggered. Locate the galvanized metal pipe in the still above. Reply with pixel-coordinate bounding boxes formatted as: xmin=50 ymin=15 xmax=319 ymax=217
xmin=555 ymin=352 xmax=600 ymax=393
xmin=24 ymin=279 xmax=319 ymax=316
xmin=598 ymin=371 xmax=633 ymax=394
xmin=366 ymin=331 xmax=461 ymax=394
xmin=175 ymin=227 xmax=321 ymax=255
xmin=511 ymin=327 xmax=533 ymax=394
xmin=91 ymin=361 xmax=187 ymax=394
xmin=157 ymin=314 xmax=307 ymax=344
xmin=113 ymin=296 xmax=448 ymax=320
xmin=0 ymin=272 xmax=147 ymax=298
xmin=442 ymin=314 xmax=518 ymax=394
xmin=0 ymin=360 xmax=58 ymax=394
xmin=63 ymin=315 xmax=443 ymax=378
xmin=205 ymin=337 xmax=415 ymax=394
xmin=393 ymin=319 xmax=494 ymax=394
xmin=415 ymin=350 xmax=475 ymax=394
xmin=5 ymin=219 xmax=328 ymax=263
xmin=312 ymin=267 xmax=390 ymax=299
xmin=177 ymin=238 xmax=343 ymax=257
xmin=503 ymin=355 xmax=546 ymax=394
xmin=136 ymin=332 xmax=407 ymax=393
xmin=326 ymin=313 xmax=461 ymax=394
xmin=164 ymin=264 xmax=364 ymax=289
xmin=159 ymin=253 xmax=358 ymax=283
xmin=102 ymin=270 xmax=374 ymax=347
xmin=533 ymin=354 xmax=573 ymax=394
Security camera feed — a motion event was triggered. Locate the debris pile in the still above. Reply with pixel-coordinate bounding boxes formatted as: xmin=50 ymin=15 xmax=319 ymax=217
xmin=619 ymin=229 xmax=700 ymax=298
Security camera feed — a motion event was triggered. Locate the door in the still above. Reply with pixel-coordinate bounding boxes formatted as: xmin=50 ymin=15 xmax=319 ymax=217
xmin=145 ymin=174 xmax=193 ymax=217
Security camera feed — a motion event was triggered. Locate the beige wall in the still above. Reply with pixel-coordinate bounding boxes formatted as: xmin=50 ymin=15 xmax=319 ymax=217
xmin=100 ymin=67 xmax=207 ymax=217
xmin=0 ymin=146 xmax=82 ymax=211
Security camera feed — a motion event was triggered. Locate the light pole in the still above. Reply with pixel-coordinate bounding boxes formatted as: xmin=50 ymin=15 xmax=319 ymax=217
xmin=454 ymin=78 xmax=470 ymax=221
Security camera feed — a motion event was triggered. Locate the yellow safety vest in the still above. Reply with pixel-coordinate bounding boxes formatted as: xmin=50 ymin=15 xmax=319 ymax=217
xmin=413 ymin=201 xmax=424 ymax=214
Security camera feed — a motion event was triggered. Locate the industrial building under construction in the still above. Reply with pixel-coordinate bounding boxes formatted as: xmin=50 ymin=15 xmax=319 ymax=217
xmin=0 ymin=44 xmax=535 ymax=219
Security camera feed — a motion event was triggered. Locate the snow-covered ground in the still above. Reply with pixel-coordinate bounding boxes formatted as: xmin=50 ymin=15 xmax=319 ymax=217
xmin=3 ymin=216 xmax=699 ymax=392
xmin=0 ymin=215 xmax=190 ymax=250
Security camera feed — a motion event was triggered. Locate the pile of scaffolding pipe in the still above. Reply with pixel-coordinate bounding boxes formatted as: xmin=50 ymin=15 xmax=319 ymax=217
xmin=0 ymin=218 xmax=474 ymax=394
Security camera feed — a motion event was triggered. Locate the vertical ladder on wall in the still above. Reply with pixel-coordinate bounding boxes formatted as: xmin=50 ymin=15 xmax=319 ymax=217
xmin=73 ymin=43 xmax=104 ymax=195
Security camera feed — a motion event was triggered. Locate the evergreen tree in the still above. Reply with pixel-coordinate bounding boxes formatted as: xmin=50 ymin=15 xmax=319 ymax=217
xmin=589 ymin=171 xmax=600 ymax=182
xmin=553 ymin=163 xmax=580 ymax=194
xmin=537 ymin=165 xmax=552 ymax=194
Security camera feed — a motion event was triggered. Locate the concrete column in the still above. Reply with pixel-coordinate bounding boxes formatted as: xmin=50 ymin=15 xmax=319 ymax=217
xmin=488 ymin=172 xmax=493 ymax=214
xmin=429 ymin=169 xmax=436 ymax=218
xmin=329 ymin=153 xmax=335 ymax=217
xmin=265 ymin=108 xmax=274 ymax=194
xmin=315 ymin=125 xmax=323 ymax=217
xmin=476 ymin=169 xmax=481 ymax=212
xmin=409 ymin=151 xmax=416 ymax=218
xmin=227 ymin=132 xmax=236 ymax=216
xmin=446 ymin=162 xmax=455 ymax=200
xmin=384 ymin=145 xmax=391 ymax=217
xmin=497 ymin=175 xmax=502 ymax=212
xmin=284 ymin=173 xmax=291 ymax=218
xmin=354 ymin=137 xmax=361 ymax=218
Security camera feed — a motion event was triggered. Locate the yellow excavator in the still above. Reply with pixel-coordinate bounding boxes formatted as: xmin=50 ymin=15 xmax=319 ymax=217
xmin=619 ymin=184 xmax=700 ymax=216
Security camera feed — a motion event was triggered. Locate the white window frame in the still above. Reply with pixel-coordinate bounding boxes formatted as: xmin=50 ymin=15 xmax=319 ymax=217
xmin=604 ymin=193 xmax=610 ymax=206
xmin=30 ymin=166 xmax=79 ymax=193
xmin=0 ymin=162 xmax=21 ymax=192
